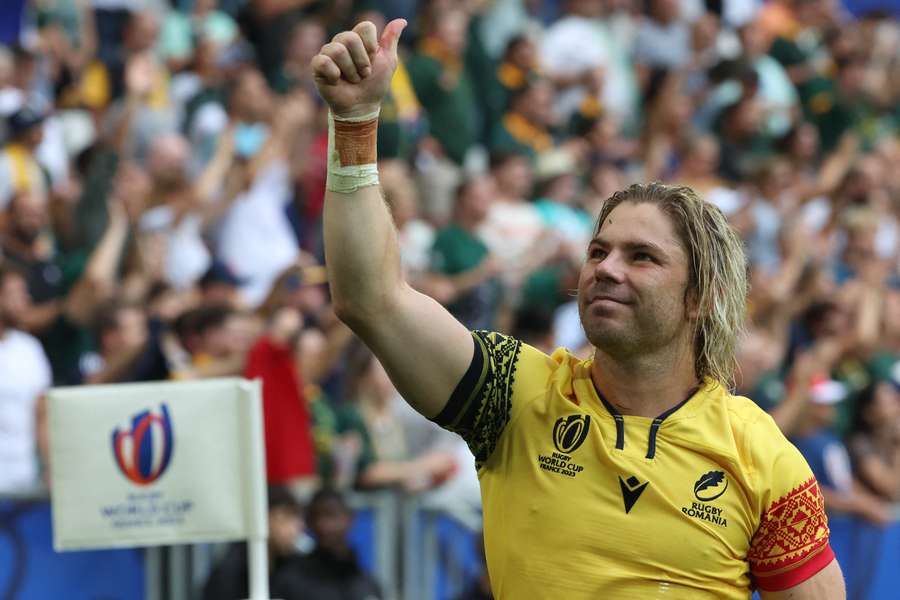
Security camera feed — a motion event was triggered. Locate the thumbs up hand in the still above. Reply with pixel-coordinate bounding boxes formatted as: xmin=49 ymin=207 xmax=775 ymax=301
xmin=311 ymin=19 xmax=407 ymax=119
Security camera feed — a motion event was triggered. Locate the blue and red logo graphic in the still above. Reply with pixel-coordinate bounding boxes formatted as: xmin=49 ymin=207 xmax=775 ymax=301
xmin=111 ymin=404 xmax=174 ymax=485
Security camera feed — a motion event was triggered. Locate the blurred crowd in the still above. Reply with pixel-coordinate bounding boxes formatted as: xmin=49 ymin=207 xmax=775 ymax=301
xmin=0 ymin=0 xmax=898 ymax=597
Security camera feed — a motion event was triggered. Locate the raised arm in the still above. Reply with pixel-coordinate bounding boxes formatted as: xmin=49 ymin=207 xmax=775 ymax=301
xmin=312 ymin=20 xmax=474 ymax=419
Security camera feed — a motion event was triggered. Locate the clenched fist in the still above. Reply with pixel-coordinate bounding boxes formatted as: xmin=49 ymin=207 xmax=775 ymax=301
xmin=311 ymin=19 xmax=407 ymax=119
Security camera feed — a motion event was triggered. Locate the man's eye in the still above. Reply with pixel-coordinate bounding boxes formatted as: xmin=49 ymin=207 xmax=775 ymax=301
xmin=589 ymin=247 xmax=607 ymax=259
xmin=634 ymin=252 xmax=654 ymax=262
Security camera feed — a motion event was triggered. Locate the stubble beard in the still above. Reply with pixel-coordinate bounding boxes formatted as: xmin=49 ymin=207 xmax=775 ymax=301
xmin=579 ymin=299 xmax=687 ymax=362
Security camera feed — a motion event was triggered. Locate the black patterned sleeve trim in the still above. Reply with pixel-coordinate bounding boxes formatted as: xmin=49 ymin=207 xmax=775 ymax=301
xmin=431 ymin=330 xmax=522 ymax=468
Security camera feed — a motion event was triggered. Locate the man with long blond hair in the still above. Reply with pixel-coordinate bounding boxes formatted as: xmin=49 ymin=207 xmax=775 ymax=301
xmin=311 ymin=19 xmax=844 ymax=600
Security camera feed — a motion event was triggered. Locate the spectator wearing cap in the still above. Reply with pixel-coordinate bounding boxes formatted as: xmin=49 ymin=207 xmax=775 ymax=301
xmin=0 ymin=107 xmax=48 ymax=209
xmin=791 ymin=371 xmax=892 ymax=525
xmin=199 ymin=260 xmax=246 ymax=309
xmin=203 ymin=485 xmax=307 ymax=600
xmin=533 ymin=148 xmax=591 ymax=252
xmin=272 ymin=488 xmax=383 ymax=600
xmin=847 ymin=364 xmax=900 ymax=501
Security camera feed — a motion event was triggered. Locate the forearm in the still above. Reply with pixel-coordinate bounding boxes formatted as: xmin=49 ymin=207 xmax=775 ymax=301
xmin=324 ymin=112 xmax=406 ymax=321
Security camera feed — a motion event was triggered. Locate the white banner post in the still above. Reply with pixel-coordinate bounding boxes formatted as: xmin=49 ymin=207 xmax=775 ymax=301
xmin=242 ymin=379 xmax=269 ymax=600
xmin=47 ymin=377 xmax=272 ymax=600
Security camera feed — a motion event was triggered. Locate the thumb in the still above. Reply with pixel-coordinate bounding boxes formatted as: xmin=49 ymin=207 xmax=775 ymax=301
xmin=379 ymin=18 xmax=407 ymax=58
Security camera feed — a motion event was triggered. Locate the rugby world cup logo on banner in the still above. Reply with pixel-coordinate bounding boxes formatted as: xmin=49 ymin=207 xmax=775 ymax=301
xmin=111 ymin=404 xmax=174 ymax=485
xmin=552 ymin=414 xmax=591 ymax=454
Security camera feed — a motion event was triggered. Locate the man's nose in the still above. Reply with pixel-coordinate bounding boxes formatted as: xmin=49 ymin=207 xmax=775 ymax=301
xmin=593 ymin=250 xmax=626 ymax=283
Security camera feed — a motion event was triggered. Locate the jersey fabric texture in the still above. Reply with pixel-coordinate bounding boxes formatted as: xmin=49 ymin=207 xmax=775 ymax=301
xmin=433 ymin=331 xmax=836 ymax=599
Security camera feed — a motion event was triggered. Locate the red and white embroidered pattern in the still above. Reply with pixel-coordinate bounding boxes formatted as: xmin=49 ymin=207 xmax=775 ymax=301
xmin=749 ymin=477 xmax=830 ymax=580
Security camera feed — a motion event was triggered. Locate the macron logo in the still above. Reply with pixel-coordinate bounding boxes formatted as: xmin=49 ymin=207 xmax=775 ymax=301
xmin=619 ymin=475 xmax=649 ymax=514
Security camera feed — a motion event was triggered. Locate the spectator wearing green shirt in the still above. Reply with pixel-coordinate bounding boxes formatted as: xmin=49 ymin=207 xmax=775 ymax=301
xmin=429 ymin=176 xmax=502 ymax=331
xmin=406 ymin=7 xmax=478 ymax=165
xmin=490 ymin=79 xmax=556 ymax=161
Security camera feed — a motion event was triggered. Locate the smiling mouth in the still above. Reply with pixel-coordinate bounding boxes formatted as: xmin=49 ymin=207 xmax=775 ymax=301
xmin=591 ymin=296 xmax=630 ymax=305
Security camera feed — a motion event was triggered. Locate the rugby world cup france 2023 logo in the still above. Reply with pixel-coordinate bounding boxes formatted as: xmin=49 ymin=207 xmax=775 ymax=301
xmin=111 ymin=404 xmax=174 ymax=486
xmin=553 ymin=414 xmax=591 ymax=454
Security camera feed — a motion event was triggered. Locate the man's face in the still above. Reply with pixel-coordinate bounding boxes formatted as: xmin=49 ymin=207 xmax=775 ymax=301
xmin=147 ymin=136 xmax=190 ymax=191
xmin=234 ymin=70 xmax=274 ymax=122
xmin=269 ymin=505 xmax=302 ymax=556
xmin=0 ymin=272 xmax=30 ymax=328
xmin=10 ymin=192 xmax=49 ymax=244
xmin=436 ymin=11 xmax=469 ymax=55
xmin=521 ymin=82 xmax=554 ymax=127
xmin=494 ymin=157 xmax=533 ymax=200
xmin=461 ymin=176 xmax=496 ymax=222
xmin=125 ymin=13 xmax=160 ymax=53
xmin=577 ymin=202 xmax=693 ymax=359
xmin=309 ymin=498 xmax=352 ymax=554
xmin=106 ymin=307 xmax=148 ymax=354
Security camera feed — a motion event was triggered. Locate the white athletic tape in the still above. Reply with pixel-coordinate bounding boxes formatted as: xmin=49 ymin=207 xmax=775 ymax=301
xmin=326 ymin=109 xmax=380 ymax=194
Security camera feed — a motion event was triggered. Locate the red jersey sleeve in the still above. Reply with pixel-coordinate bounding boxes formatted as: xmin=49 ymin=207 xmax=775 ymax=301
xmin=747 ymin=422 xmax=835 ymax=592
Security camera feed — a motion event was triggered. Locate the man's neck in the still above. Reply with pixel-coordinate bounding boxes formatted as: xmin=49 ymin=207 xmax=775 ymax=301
xmin=590 ymin=343 xmax=700 ymax=418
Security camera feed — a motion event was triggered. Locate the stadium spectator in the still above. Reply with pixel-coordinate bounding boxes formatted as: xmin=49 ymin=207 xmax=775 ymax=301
xmin=0 ymin=265 xmax=51 ymax=493
xmin=244 ymin=302 xmax=317 ymax=496
xmin=203 ymin=485 xmax=306 ymax=600
xmin=406 ymin=6 xmax=477 ymax=166
xmin=170 ymin=304 xmax=247 ymax=379
xmin=428 ymin=176 xmax=502 ymax=331
xmin=847 ymin=368 xmax=900 ymax=501
xmin=158 ymin=0 xmax=238 ymax=72
xmin=791 ymin=373 xmax=892 ymax=525
xmin=272 ymin=487 xmax=383 ymax=600
xmin=489 ymin=78 xmax=556 ymax=160
xmin=540 ymin=0 xmax=638 ymax=123
xmin=335 ymin=341 xmax=456 ymax=492
xmin=0 ymin=107 xmax=47 ymax=209
xmin=633 ymin=0 xmax=692 ymax=71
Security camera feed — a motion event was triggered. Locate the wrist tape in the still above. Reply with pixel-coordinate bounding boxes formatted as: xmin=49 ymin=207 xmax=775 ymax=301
xmin=326 ymin=109 xmax=380 ymax=194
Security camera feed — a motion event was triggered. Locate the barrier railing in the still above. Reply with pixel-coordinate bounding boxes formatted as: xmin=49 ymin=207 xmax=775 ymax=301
xmin=3 ymin=489 xmax=898 ymax=600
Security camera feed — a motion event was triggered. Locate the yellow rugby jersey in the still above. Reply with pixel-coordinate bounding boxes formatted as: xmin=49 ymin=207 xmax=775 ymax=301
xmin=433 ymin=331 xmax=835 ymax=599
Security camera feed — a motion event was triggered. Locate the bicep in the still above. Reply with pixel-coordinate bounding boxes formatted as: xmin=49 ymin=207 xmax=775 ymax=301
xmin=759 ymin=559 xmax=844 ymax=600
xmin=352 ymin=283 xmax=474 ymax=419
